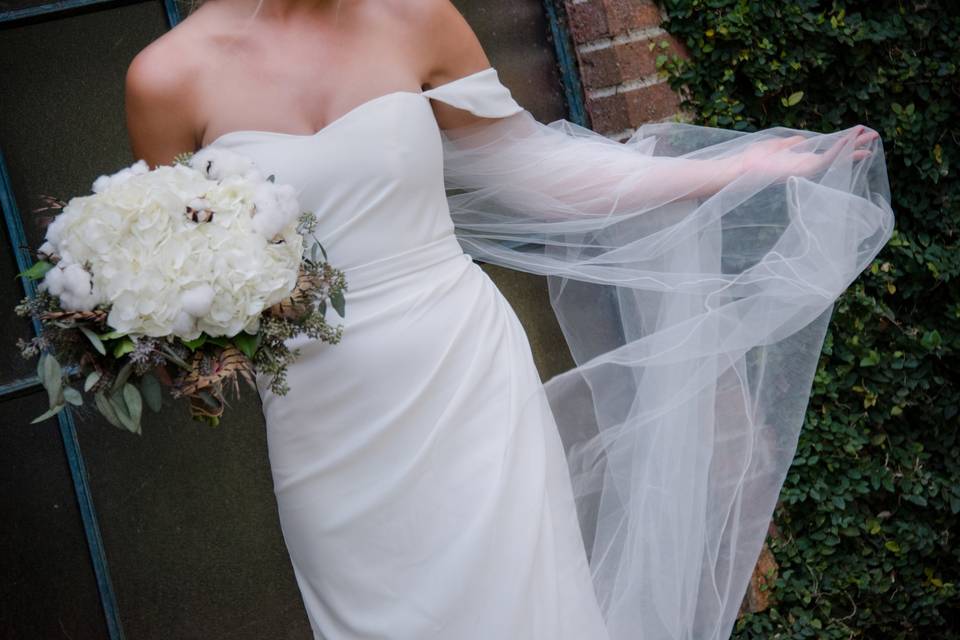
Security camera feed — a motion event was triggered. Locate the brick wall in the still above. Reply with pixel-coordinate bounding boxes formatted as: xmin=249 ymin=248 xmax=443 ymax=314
xmin=564 ymin=0 xmax=686 ymax=140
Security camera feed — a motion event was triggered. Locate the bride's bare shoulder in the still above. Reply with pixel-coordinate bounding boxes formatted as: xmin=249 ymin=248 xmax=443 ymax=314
xmin=385 ymin=0 xmax=491 ymax=86
xmin=124 ymin=3 xmax=233 ymax=164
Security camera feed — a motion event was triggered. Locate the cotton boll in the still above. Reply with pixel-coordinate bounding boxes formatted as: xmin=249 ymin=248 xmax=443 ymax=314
xmin=251 ymin=182 xmax=300 ymax=239
xmin=59 ymin=263 xmax=97 ymax=310
xmin=40 ymin=263 xmax=65 ymax=296
xmin=190 ymin=147 xmax=264 ymax=182
xmin=42 ymin=263 xmax=98 ymax=311
xmin=59 ymin=289 xmax=98 ymax=312
xmin=129 ymin=159 xmax=149 ymax=175
xmin=92 ymin=174 xmax=112 ymax=194
xmin=37 ymin=241 xmax=56 ymax=260
xmin=91 ymin=159 xmax=148 ymax=194
xmin=44 ymin=215 xmax=65 ymax=246
xmin=181 ymin=284 xmax=215 ymax=317
xmin=61 ymin=263 xmax=92 ymax=296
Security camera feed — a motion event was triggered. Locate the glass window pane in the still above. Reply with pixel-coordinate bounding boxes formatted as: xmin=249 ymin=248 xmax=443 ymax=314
xmin=0 ymin=216 xmax=39 ymax=384
xmin=0 ymin=391 xmax=109 ymax=639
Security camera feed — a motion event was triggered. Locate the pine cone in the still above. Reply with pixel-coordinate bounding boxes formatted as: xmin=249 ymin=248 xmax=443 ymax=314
xmin=40 ymin=309 xmax=109 ymax=325
xmin=176 ymin=346 xmax=255 ymax=399
xmin=266 ymin=267 xmax=321 ymax=320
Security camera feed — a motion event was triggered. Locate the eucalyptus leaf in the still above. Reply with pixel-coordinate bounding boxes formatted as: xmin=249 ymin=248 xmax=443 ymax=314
xmin=63 ymin=386 xmax=83 ymax=406
xmin=84 ymin=371 xmax=101 ymax=392
xmin=206 ymin=336 xmax=230 ymax=348
xmin=330 ymin=289 xmax=345 ymax=318
xmin=140 ymin=373 xmax=163 ymax=412
xmin=317 ymin=241 xmax=328 ymax=261
xmin=160 ymin=344 xmax=191 ymax=370
xmin=123 ymin=383 xmax=143 ymax=430
xmin=109 ymin=391 xmax=139 ymax=435
xmin=42 ymin=353 xmax=61 ymax=388
xmin=111 ymin=360 xmax=134 ymax=394
xmin=36 ymin=352 xmax=47 ymax=385
xmin=95 ymin=391 xmax=124 ymax=430
xmin=43 ymin=354 xmax=63 ymax=406
xmin=30 ymin=403 xmax=65 ymax=424
xmin=78 ymin=326 xmax=107 ymax=355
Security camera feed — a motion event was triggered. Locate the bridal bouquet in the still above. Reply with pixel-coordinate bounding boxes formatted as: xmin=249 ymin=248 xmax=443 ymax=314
xmin=15 ymin=148 xmax=346 ymax=431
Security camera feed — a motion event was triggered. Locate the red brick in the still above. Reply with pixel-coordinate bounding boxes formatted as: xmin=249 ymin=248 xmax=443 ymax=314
xmin=566 ymin=0 xmax=610 ymax=43
xmin=577 ymin=46 xmax=620 ymax=88
xmin=585 ymin=92 xmax=631 ymax=133
xmin=603 ymin=0 xmax=661 ymax=36
xmin=624 ymin=82 xmax=681 ymax=124
xmin=615 ymin=34 xmax=686 ymax=80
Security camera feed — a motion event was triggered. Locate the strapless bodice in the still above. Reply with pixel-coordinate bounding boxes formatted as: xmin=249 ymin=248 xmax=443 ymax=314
xmin=206 ymin=68 xmax=523 ymax=290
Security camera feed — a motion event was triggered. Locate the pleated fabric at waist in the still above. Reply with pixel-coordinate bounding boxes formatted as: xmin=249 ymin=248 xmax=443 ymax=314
xmin=339 ymin=232 xmax=470 ymax=291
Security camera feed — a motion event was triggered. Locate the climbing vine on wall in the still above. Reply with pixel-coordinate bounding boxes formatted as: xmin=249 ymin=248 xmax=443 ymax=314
xmin=657 ymin=1 xmax=959 ymax=637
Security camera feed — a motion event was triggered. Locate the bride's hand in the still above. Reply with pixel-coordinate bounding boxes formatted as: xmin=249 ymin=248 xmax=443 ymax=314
xmin=733 ymin=125 xmax=879 ymax=183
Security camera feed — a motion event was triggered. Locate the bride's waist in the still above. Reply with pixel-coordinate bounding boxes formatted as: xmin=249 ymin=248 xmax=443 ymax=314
xmin=340 ymin=233 xmax=470 ymax=291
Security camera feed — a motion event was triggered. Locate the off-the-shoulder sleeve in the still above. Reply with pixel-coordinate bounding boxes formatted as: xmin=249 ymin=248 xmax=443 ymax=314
xmin=421 ymin=67 xmax=524 ymax=118
xmin=437 ymin=67 xmax=895 ymax=640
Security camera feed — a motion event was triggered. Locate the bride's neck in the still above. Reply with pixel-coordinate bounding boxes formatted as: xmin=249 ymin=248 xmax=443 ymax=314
xmin=229 ymin=0 xmax=344 ymax=22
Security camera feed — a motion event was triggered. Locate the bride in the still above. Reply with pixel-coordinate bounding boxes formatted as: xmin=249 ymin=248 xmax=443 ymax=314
xmin=124 ymin=0 xmax=894 ymax=638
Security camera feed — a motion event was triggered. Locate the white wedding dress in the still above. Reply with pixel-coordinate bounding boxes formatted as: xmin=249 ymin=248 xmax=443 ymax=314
xmin=207 ymin=67 xmax=894 ymax=640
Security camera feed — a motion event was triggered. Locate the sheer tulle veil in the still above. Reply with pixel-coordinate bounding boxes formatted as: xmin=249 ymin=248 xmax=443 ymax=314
xmin=436 ymin=111 xmax=894 ymax=639
xmin=201 ymin=7 xmax=895 ymax=639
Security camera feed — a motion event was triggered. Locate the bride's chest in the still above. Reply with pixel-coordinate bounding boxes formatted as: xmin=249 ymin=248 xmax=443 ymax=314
xmin=208 ymin=92 xmax=446 ymax=213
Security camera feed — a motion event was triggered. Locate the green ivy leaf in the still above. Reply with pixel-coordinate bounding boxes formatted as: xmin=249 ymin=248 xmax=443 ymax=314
xmin=233 ymin=331 xmax=259 ymax=359
xmin=781 ymin=91 xmax=804 ymax=107
xmin=920 ymin=330 xmax=942 ymax=350
xmin=182 ymin=335 xmax=207 ymax=350
xmin=16 ymin=260 xmax=53 ymax=281
xmin=112 ymin=337 xmax=136 ymax=358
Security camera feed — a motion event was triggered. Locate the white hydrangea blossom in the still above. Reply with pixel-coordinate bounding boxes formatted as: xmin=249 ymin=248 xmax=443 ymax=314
xmin=38 ymin=150 xmax=305 ymax=340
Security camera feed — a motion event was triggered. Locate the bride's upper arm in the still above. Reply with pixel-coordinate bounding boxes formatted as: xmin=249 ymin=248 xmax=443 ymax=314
xmin=408 ymin=0 xmax=502 ymax=130
xmin=124 ymin=41 xmax=199 ymax=168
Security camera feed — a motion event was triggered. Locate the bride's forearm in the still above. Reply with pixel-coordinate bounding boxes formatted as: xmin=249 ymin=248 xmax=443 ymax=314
xmin=441 ymin=115 xmax=749 ymax=218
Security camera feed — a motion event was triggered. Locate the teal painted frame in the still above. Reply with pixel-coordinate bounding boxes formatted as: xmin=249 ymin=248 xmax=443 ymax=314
xmin=0 ymin=2 xmax=182 ymax=638
xmin=542 ymin=0 xmax=588 ymax=127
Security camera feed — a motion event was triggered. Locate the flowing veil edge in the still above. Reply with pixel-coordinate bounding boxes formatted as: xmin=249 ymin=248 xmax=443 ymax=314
xmin=439 ymin=107 xmax=894 ymax=640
